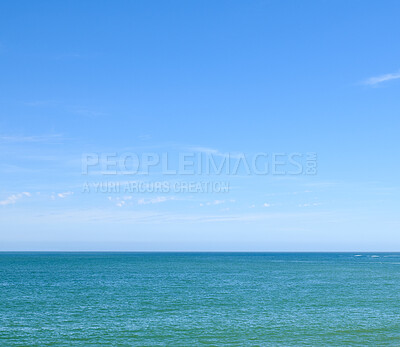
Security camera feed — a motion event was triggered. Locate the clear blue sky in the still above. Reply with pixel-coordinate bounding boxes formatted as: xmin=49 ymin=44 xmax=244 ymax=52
xmin=1 ymin=0 xmax=399 ymax=251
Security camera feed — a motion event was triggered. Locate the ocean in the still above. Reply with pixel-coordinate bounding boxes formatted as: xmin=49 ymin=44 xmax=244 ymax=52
xmin=1 ymin=252 xmax=400 ymax=345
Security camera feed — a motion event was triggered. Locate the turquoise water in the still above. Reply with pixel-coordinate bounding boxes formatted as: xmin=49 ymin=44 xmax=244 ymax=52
xmin=1 ymin=253 xmax=400 ymax=345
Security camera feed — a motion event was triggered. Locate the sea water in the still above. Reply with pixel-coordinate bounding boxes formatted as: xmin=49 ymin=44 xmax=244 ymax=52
xmin=1 ymin=252 xmax=400 ymax=345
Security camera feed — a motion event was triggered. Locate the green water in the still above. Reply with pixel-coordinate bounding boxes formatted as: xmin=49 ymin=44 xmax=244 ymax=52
xmin=1 ymin=253 xmax=400 ymax=345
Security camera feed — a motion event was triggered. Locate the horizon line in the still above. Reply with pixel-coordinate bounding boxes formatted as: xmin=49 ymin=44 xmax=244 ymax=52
xmin=1 ymin=250 xmax=399 ymax=253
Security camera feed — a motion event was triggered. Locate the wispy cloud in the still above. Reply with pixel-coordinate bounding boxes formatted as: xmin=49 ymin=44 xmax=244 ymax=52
xmin=108 ymin=195 xmax=176 ymax=208
xmin=6 ymin=208 xmax=329 ymax=224
xmin=137 ymin=196 xmax=175 ymax=205
xmin=0 ymin=134 xmax=63 ymax=143
xmin=25 ymin=100 xmax=58 ymax=107
xmin=74 ymin=108 xmax=106 ymax=118
xmin=0 ymin=164 xmax=39 ymax=174
xmin=207 ymin=200 xmax=225 ymax=206
xmin=363 ymin=71 xmax=400 ymax=86
xmin=0 ymin=192 xmax=31 ymax=206
xmin=57 ymin=192 xmax=74 ymax=198
xmin=200 ymin=199 xmax=235 ymax=207
xmin=50 ymin=192 xmax=75 ymax=200
xmin=189 ymin=146 xmax=243 ymax=159
xmin=138 ymin=134 xmax=152 ymax=141
xmin=298 ymin=203 xmax=322 ymax=207
xmin=108 ymin=196 xmax=132 ymax=207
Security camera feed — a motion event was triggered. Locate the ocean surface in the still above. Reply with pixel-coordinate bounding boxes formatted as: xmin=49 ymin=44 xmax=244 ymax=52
xmin=1 ymin=252 xmax=400 ymax=346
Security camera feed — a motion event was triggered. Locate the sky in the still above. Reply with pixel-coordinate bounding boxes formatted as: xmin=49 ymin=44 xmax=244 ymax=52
xmin=0 ymin=0 xmax=400 ymax=251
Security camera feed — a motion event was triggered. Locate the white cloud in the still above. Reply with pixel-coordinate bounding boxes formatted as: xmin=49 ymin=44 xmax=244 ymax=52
xmin=0 ymin=192 xmax=31 ymax=206
xmin=108 ymin=195 xmax=133 ymax=207
xmin=263 ymin=203 xmax=271 ymax=207
xmin=207 ymin=200 xmax=225 ymax=205
xmin=137 ymin=196 xmax=175 ymax=205
xmin=201 ymin=199 xmax=236 ymax=206
xmin=363 ymin=71 xmax=400 ymax=86
xmin=57 ymin=192 xmax=74 ymax=198
xmin=298 ymin=203 xmax=322 ymax=207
